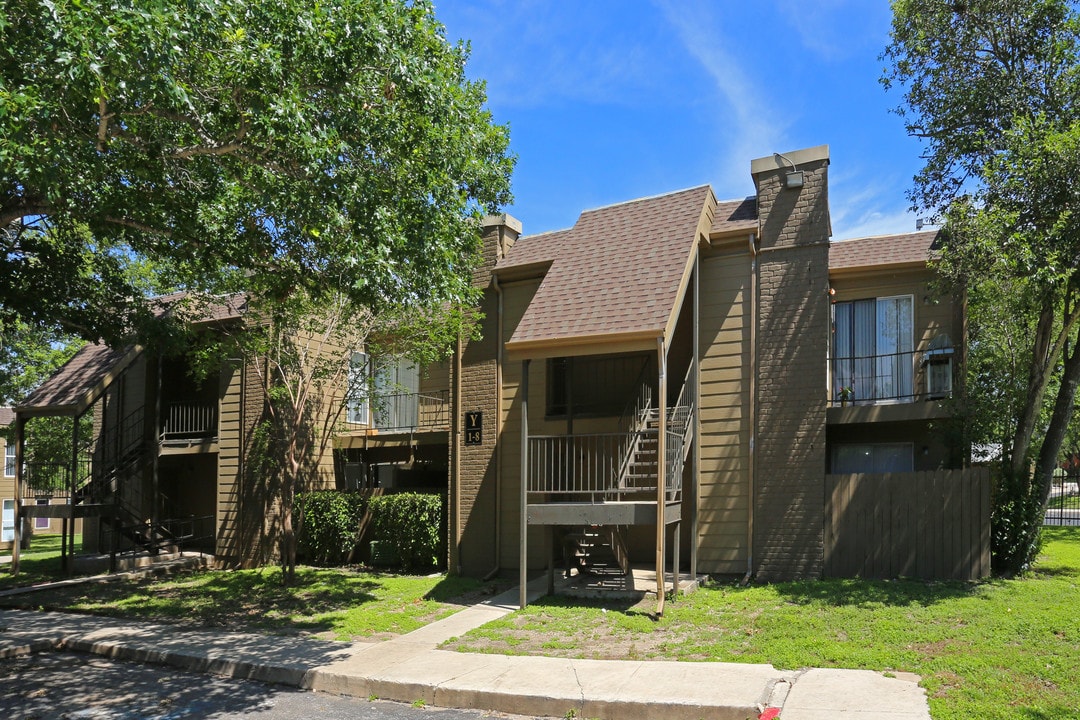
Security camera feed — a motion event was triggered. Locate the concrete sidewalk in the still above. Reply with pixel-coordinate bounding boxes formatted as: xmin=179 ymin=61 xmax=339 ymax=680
xmin=0 ymin=578 xmax=931 ymax=720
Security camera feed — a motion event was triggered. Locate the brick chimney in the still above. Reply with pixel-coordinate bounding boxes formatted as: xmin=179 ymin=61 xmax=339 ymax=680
xmin=475 ymin=214 xmax=522 ymax=286
xmin=749 ymin=145 xmax=832 ymax=581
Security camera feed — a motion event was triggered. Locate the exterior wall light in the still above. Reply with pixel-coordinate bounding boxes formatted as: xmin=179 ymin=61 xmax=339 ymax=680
xmin=774 ymin=152 xmax=803 ymax=189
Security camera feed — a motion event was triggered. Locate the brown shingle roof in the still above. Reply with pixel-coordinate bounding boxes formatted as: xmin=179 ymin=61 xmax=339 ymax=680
xmin=0 ymin=407 xmax=14 ymax=427
xmin=15 ymin=292 xmax=246 ymax=416
xmin=17 ymin=343 xmax=136 ymax=415
xmin=150 ymin=292 xmax=247 ymax=323
xmin=711 ymin=196 xmax=758 ymax=234
xmin=498 ymin=186 xmax=713 ymax=351
xmin=829 ymin=230 xmax=940 ymax=271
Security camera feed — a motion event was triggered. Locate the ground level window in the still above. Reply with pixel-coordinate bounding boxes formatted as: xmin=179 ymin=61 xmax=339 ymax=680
xmin=831 ymin=443 xmax=914 ymax=474
xmin=34 ymin=499 xmax=50 ymax=530
xmin=2 ymin=499 xmax=14 ymax=543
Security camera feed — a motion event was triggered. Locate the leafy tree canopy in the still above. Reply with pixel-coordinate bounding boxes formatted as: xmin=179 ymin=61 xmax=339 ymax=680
xmin=884 ymin=0 xmax=1080 ymax=572
xmin=1 ymin=0 xmax=513 ymax=341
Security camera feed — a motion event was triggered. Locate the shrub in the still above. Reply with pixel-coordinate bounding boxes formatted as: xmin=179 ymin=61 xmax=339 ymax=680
xmin=297 ymin=491 xmax=367 ymax=566
xmin=369 ymin=492 xmax=443 ymax=571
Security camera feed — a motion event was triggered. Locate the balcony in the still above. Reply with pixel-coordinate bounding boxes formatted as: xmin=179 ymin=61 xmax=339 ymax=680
xmin=828 ymin=347 xmax=954 ymax=424
xmin=370 ymin=390 xmax=450 ymax=432
xmin=160 ymin=403 xmax=218 ymax=444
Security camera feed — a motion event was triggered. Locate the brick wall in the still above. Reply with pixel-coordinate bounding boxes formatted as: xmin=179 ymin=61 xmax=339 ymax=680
xmin=452 ymin=216 xmax=519 ymax=576
xmin=751 ymin=148 xmax=831 ymax=581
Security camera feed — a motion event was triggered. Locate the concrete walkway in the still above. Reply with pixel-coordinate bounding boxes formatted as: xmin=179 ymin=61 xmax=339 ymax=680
xmin=0 ymin=578 xmax=932 ymax=720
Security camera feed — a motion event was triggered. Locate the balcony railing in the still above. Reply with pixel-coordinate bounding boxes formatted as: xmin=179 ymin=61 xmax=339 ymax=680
xmin=23 ymin=462 xmax=72 ymax=499
xmin=527 ymin=429 xmax=682 ymax=502
xmin=161 ymin=403 xmax=218 ymax=441
xmin=830 ymin=347 xmax=953 ymax=407
xmin=370 ymin=390 xmax=450 ymax=431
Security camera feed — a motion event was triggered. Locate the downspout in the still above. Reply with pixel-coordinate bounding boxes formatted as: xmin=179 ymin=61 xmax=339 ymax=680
xmin=237 ymin=358 xmax=246 ymax=565
xmin=744 ymin=232 xmax=758 ymax=585
xmin=483 ymin=273 xmax=504 ymax=581
xmin=153 ymin=354 xmax=161 ymax=530
xmin=691 ymin=252 xmax=700 ymax=581
xmin=656 ymin=336 xmax=667 ymax=616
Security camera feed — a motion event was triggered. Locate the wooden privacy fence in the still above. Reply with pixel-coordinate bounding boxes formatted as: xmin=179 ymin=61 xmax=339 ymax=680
xmin=824 ymin=468 xmax=991 ymax=581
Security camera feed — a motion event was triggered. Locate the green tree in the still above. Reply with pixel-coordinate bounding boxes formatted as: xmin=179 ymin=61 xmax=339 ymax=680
xmin=2 ymin=0 xmax=512 ymax=338
xmin=189 ymin=291 xmax=468 ymax=583
xmin=884 ymin=0 xmax=1080 ymax=572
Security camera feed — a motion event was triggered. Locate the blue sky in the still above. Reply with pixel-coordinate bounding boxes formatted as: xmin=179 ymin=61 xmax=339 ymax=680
xmin=437 ymin=1 xmax=925 ymax=240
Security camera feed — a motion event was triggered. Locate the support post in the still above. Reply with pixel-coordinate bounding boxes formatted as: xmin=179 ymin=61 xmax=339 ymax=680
xmin=519 ymin=359 xmax=530 ymax=610
xmin=691 ymin=254 xmax=700 ymax=583
xmin=11 ymin=416 xmax=26 ymax=575
xmin=546 ymin=526 xmax=555 ymax=596
xmin=64 ymin=414 xmax=79 ymax=574
xmin=656 ymin=337 xmax=667 ymax=616
xmin=673 ymin=519 xmax=681 ymax=599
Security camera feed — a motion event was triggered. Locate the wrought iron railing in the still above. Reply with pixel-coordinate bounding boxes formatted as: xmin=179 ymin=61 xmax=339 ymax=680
xmin=22 ymin=463 xmax=71 ymax=499
xmin=830 ymin=347 xmax=953 ymax=406
xmin=161 ymin=403 xmax=217 ymax=441
xmin=371 ymin=389 xmax=450 ymax=431
xmin=1045 ymin=472 xmax=1080 ymax=527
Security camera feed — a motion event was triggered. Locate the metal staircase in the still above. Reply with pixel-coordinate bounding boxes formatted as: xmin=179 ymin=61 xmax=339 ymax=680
xmin=561 ymin=363 xmax=697 ymax=577
xmin=563 ymin=525 xmax=630 ymax=577
xmin=75 ymin=406 xmax=177 ymax=555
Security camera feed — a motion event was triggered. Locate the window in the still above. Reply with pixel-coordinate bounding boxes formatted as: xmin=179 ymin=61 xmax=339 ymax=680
xmin=832 ymin=443 xmax=914 ymax=474
xmin=346 ymin=352 xmax=370 ymax=425
xmin=833 ymin=295 xmax=914 ymax=403
xmin=3 ymin=443 xmax=14 ymax=477
xmin=34 ymin=499 xmax=50 ymax=530
xmin=1 ymin=499 xmax=13 ymax=543
xmin=546 ymin=353 xmax=651 ymax=418
xmin=372 ymin=358 xmax=419 ymax=429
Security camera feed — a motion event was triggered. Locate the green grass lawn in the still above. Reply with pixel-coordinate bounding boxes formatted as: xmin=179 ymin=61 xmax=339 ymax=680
xmin=0 ymin=533 xmax=82 ymax=590
xmin=444 ymin=527 xmax=1080 ymax=720
xmin=0 ymin=563 xmax=492 ymax=642
xmin=1046 ymin=492 xmax=1079 ymax=510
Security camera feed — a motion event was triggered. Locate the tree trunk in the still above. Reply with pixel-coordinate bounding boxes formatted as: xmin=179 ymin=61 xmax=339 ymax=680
xmin=1009 ymin=301 xmax=1056 ymax=479
xmin=280 ymin=437 xmax=299 ymax=586
xmin=1033 ymin=339 xmax=1080 ymax=503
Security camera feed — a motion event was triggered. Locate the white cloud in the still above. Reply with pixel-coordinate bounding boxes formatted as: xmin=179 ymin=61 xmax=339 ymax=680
xmin=441 ymin=1 xmax=677 ymax=110
xmin=655 ymin=0 xmax=787 ymax=193
xmin=829 ymin=164 xmax=921 ymax=240
xmin=774 ymin=0 xmax=891 ymax=62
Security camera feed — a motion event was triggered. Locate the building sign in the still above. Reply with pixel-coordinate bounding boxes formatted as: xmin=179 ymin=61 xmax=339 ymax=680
xmin=464 ymin=411 xmax=482 ymax=445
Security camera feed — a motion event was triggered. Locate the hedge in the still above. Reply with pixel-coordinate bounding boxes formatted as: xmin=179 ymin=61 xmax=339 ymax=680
xmin=369 ymin=492 xmax=442 ymax=571
xmin=297 ymin=490 xmax=367 ymax=566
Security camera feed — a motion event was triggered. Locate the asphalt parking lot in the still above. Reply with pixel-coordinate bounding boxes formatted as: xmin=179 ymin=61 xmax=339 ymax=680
xmin=0 ymin=651 xmax=532 ymax=720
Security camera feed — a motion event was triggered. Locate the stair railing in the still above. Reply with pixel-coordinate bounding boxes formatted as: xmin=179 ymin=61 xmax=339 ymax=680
xmin=613 ymin=359 xmax=655 ymax=491
xmin=664 ymin=362 xmax=697 ymax=501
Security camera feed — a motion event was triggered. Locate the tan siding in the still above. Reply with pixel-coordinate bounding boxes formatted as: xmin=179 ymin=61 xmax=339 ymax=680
xmin=696 ymin=250 xmax=752 ymax=573
xmin=831 ymin=270 xmax=957 ymax=342
xmin=496 ymin=279 xmax=548 ymax=570
xmin=421 ymin=361 xmax=450 ymax=394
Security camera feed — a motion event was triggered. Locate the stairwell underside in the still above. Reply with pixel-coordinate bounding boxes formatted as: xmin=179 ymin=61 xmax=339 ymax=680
xmin=526 ymin=500 xmax=681 ymax=526
xmin=20 ymin=503 xmax=116 ymax=520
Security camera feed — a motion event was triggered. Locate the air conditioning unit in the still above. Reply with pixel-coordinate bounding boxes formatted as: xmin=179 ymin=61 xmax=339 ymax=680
xmin=923 ymin=334 xmax=953 ymax=399
xmin=376 ymin=464 xmax=399 ymax=489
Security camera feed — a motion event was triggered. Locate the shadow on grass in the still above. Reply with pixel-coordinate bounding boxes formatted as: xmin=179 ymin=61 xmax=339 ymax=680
xmin=0 ymin=534 xmax=85 ymax=591
xmin=0 ymin=566 xmax=385 ymax=636
xmin=423 ymin=574 xmax=502 ymax=605
xmin=767 ymin=576 xmax=989 ymax=608
xmin=516 ymin=593 xmax=647 ymax=615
